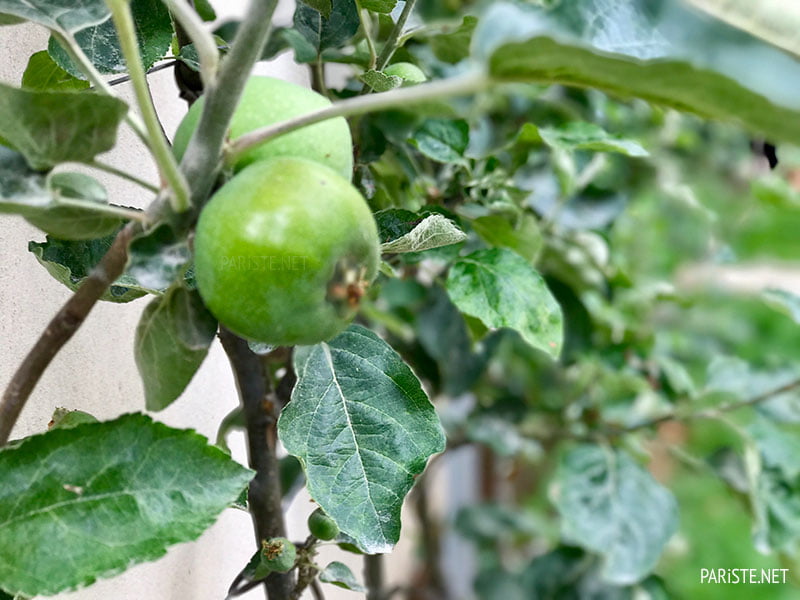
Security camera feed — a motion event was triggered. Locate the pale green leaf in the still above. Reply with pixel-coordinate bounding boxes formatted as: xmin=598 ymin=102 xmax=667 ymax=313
xmin=278 ymin=325 xmax=446 ymax=554
xmin=134 ymin=286 xmax=217 ymax=411
xmin=446 ymin=248 xmax=563 ymax=358
xmin=551 ymin=445 xmax=678 ymax=584
xmin=536 ymin=122 xmax=648 ymax=157
xmin=0 ymin=0 xmax=109 ymax=33
xmin=359 ymin=69 xmax=402 ymax=92
xmin=319 ymin=561 xmax=366 ymax=592
xmin=21 ymin=51 xmax=88 ymax=91
xmin=381 ymin=213 xmax=467 ymax=253
xmin=471 ymin=214 xmax=542 ymax=262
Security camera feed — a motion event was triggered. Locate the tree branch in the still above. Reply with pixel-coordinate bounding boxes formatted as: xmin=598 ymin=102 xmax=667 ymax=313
xmin=218 ymin=328 xmax=294 ymax=600
xmin=364 ymin=554 xmax=385 ymax=600
xmin=616 ymin=376 xmax=800 ymax=434
xmin=0 ymin=222 xmax=138 ymax=445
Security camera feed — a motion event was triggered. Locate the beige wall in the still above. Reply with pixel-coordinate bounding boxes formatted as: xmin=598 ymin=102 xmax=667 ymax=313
xmin=0 ymin=2 xmax=415 ymax=598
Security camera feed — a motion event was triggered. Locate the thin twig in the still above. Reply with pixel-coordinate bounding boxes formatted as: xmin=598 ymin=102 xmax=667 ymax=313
xmin=0 ymin=223 xmax=138 ymax=444
xmin=218 ymin=328 xmax=294 ymax=600
xmin=88 ymin=160 xmax=160 ymax=193
xmin=310 ymin=580 xmax=326 ymax=600
xmin=375 ymin=0 xmax=418 ymax=70
xmin=228 ymin=72 xmax=488 ymax=163
xmin=615 ymin=376 xmax=800 ymax=434
xmin=104 ymin=61 xmax=178 ymax=88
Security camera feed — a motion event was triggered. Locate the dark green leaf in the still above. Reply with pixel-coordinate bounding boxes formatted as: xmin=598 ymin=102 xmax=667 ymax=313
xmin=0 ymin=413 xmax=253 ymax=597
xmin=299 ymin=0 xmax=332 ymax=19
xmin=48 ymin=0 xmax=173 ymax=77
xmin=0 ymin=147 xmax=125 ymax=239
xmin=29 ymin=233 xmax=149 ymax=302
xmin=294 ymin=0 xmax=360 ymax=56
xmin=429 ymin=15 xmax=477 ymax=64
xmin=278 ymin=325 xmax=446 ymax=553
xmin=193 ymin=0 xmax=216 ymax=21
xmin=0 ymin=0 xmax=109 ymax=33
xmin=319 ymin=561 xmax=366 ymax=592
xmin=551 ymin=445 xmax=678 ymax=584
xmin=0 ymin=83 xmax=127 ymax=170
xmin=134 ymin=286 xmax=217 ymax=411
xmin=359 ymin=69 xmax=402 ymax=92
xmin=361 ymin=0 xmax=396 ymax=13
xmin=409 ymin=118 xmax=469 ymax=163
xmin=21 ymin=51 xmax=89 ymax=91
xmin=446 ymin=248 xmax=563 ymax=358
xmin=480 ymin=2 xmax=800 ymax=146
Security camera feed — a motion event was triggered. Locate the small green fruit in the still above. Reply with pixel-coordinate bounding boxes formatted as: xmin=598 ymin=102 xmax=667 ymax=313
xmin=307 ymin=507 xmax=339 ymax=541
xmin=193 ymin=157 xmax=379 ymax=345
xmin=383 ymin=62 xmax=427 ymax=86
xmin=173 ymin=75 xmax=354 ymax=179
xmin=261 ymin=537 xmax=296 ymax=573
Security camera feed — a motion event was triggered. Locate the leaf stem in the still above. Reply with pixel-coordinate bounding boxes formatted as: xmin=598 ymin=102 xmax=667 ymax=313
xmin=355 ymin=0 xmax=378 ymax=70
xmin=56 ymin=197 xmax=148 ymax=223
xmin=0 ymin=223 xmax=139 ymax=445
xmin=228 ymin=71 xmax=489 ymax=163
xmin=88 ymin=159 xmax=159 ymax=193
xmin=51 ymin=30 xmax=148 ymax=141
xmin=106 ymin=0 xmax=191 ymax=213
xmin=375 ymin=0 xmax=417 ymax=70
xmin=163 ymin=0 xmax=219 ymax=90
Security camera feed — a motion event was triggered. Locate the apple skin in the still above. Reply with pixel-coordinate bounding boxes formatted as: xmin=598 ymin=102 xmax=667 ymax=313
xmin=193 ymin=157 xmax=379 ymax=346
xmin=173 ymin=76 xmax=354 ymax=179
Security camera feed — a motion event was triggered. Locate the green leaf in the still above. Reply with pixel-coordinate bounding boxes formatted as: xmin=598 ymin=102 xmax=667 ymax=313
xmin=446 ymin=248 xmax=563 ymax=358
xmin=299 ymin=0 xmax=332 ymax=19
xmin=319 ymin=561 xmax=366 ymax=592
xmin=471 ymin=213 xmax=542 ymax=262
xmin=551 ymin=445 xmax=678 ymax=584
xmin=0 ymin=148 xmax=125 ymax=239
xmin=381 ymin=213 xmax=466 ymax=253
xmin=48 ymin=0 xmax=173 ymax=77
xmin=126 ymin=223 xmax=193 ymax=293
xmin=535 ymin=122 xmax=648 ymax=157
xmin=0 ymin=413 xmax=253 ymax=597
xmin=278 ymin=325 xmax=446 ymax=554
xmin=193 ymin=0 xmax=217 ymax=21
xmin=763 ymin=287 xmax=800 ymax=325
xmin=359 ymin=69 xmax=402 ymax=92
xmin=294 ymin=0 xmax=360 ymax=56
xmin=0 ymin=83 xmax=127 ymax=170
xmin=134 ymin=286 xmax=217 ymax=411
xmin=409 ymin=118 xmax=470 ymax=163
xmin=0 ymin=0 xmax=109 ymax=34
xmin=748 ymin=419 xmax=800 ymax=552
xmin=430 ymin=15 xmax=478 ymax=64
xmin=686 ymin=0 xmax=800 ymax=59
xmin=48 ymin=408 xmax=98 ymax=430
xmin=361 ymin=0 xmax=396 ymax=14
xmin=480 ymin=2 xmax=800 ymax=146
xmin=21 ymin=51 xmax=89 ymax=91
xmin=29 ymin=234 xmax=149 ymax=303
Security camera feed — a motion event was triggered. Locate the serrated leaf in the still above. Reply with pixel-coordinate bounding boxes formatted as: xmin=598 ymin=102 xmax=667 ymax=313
xmin=409 ymin=118 xmax=469 ymax=164
xmin=0 ymin=147 xmax=125 ymax=239
xmin=278 ymin=325 xmax=446 ymax=554
xmin=21 ymin=51 xmax=89 ymax=91
xmin=446 ymin=248 xmax=563 ymax=358
xmin=535 ymin=122 xmax=648 ymax=157
xmin=0 ymin=413 xmax=253 ymax=597
xmin=294 ymin=0 xmax=360 ymax=56
xmin=48 ymin=0 xmax=173 ymax=77
xmin=300 ymin=0 xmax=332 ymax=18
xmin=134 ymin=286 xmax=217 ymax=411
xmin=29 ymin=233 xmax=150 ymax=303
xmin=479 ymin=2 xmax=800 ymax=146
xmin=319 ymin=561 xmax=366 ymax=592
xmin=48 ymin=407 xmax=98 ymax=430
xmin=0 ymin=84 xmax=127 ymax=170
xmin=0 ymin=0 xmax=109 ymax=33
xmin=360 ymin=69 xmax=402 ymax=92
xmin=471 ymin=213 xmax=542 ymax=262
xmin=381 ymin=214 xmax=466 ymax=253
xmin=361 ymin=0 xmax=396 ymax=14
xmin=551 ymin=445 xmax=678 ymax=585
